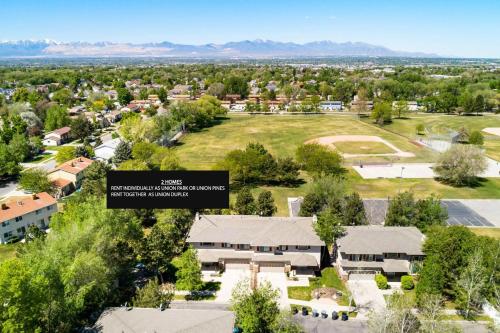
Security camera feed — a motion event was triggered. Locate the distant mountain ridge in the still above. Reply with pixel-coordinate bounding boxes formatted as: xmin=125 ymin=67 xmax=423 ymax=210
xmin=0 ymin=39 xmax=439 ymax=58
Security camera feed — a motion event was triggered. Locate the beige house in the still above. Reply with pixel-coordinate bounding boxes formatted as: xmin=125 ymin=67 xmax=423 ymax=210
xmin=42 ymin=126 xmax=71 ymax=146
xmin=0 ymin=192 xmax=57 ymax=243
xmin=48 ymin=157 xmax=94 ymax=196
xmin=187 ymin=214 xmax=324 ymax=276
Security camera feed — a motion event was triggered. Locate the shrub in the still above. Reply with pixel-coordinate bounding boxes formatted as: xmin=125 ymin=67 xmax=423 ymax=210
xmin=375 ymin=274 xmax=388 ymax=289
xmin=401 ymin=275 xmax=414 ymax=290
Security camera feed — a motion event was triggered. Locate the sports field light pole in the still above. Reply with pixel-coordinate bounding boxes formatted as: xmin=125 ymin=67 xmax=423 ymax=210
xmin=399 ymin=166 xmax=405 ymax=192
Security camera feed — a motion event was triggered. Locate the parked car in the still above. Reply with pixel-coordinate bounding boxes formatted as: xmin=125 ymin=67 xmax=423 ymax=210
xmin=331 ymin=311 xmax=339 ymax=320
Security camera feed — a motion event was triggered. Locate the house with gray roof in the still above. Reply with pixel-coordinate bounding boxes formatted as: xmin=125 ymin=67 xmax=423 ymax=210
xmin=94 ymin=307 xmax=235 ymax=333
xmin=335 ymin=226 xmax=425 ymax=279
xmin=187 ymin=214 xmax=324 ymax=276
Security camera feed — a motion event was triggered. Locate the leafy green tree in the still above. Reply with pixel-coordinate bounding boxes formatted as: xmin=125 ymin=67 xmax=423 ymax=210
xmin=56 ymin=146 xmax=76 ymax=164
xmin=371 ymin=102 xmax=392 ymax=125
xmin=231 ymin=280 xmax=281 ymax=333
xmin=70 ymin=116 xmax=93 ymax=142
xmin=133 ymin=279 xmax=174 ymax=308
xmin=473 ymin=94 xmax=485 ymax=116
xmin=44 ymin=105 xmax=70 ymax=131
xmin=275 ymin=157 xmax=300 ymax=185
xmin=113 ymin=140 xmax=132 ymax=165
xmin=0 ymin=143 xmax=21 ymax=176
xmin=295 ymin=143 xmax=343 ymax=178
xmin=235 ymin=187 xmax=256 ymax=215
xmin=12 ymin=87 xmax=30 ymax=102
xmin=81 ymin=161 xmax=110 ymax=197
xmin=256 ymin=190 xmax=277 ymax=216
xmin=51 ymin=88 xmax=73 ymax=105
xmin=435 ymin=144 xmax=487 ymax=186
xmin=385 ymin=191 xmax=416 ymax=226
xmin=224 ymin=76 xmax=249 ymax=99
xmin=141 ymin=221 xmax=176 ymax=283
xmin=401 ymin=275 xmax=414 ymax=290
xmin=342 ymin=192 xmax=367 ymax=225
xmin=25 ymin=224 xmax=46 ymax=242
xmin=272 ymin=312 xmax=304 ymax=333
xmin=414 ymin=195 xmax=448 ymax=231
xmin=375 ymin=274 xmax=388 ymax=289
xmin=117 ymin=87 xmax=133 ymax=106
xmin=456 ymin=249 xmax=487 ymax=319
xmin=8 ymin=133 xmax=31 ymax=162
xmin=173 ymin=247 xmax=203 ymax=291
xmin=298 ymin=193 xmax=324 ymax=216
xmin=314 ymin=208 xmax=345 ymax=247
xmin=117 ymin=159 xmax=150 ymax=170
xmin=19 ymin=168 xmax=54 ymax=194
xmin=75 ymin=144 xmax=94 ymax=159
xmin=393 ymin=100 xmax=409 ymax=118
xmin=468 ymin=130 xmax=484 ymax=145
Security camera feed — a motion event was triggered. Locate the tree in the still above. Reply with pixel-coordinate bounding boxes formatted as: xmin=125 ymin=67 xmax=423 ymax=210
xmin=173 ymin=247 xmax=203 ymax=292
xmin=235 ymin=187 xmax=256 ymax=215
xmin=275 ymin=157 xmax=300 ymax=185
xmin=117 ymin=87 xmax=133 ymax=106
xmin=368 ymin=293 xmax=420 ymax=333
xmin=19 ymin=168 xmax=54 ymax=194
xmin=70 ymin=116 xmax=93 ymax=142
xmin=456 ymin=249 xmax=487 ymax=319
xmin=434 ymin=144 xmax=487 ymax=186
xmin=51 ymin=88 xmax=73 ymax=105
xmin=133 ymin=279 xmax=174 ymax=308
xmin=141 ymin=221 xmax=176 ymax=283
xmin=231 ymin=280 xmax=280 ymax=333
xmin=393 ymin=100 xmax=410 ymax=119
xmin=416 ymin=123 xmax=425 ymax=135
xmin=298 ymin=193 xmax=324 ymax=216
xmin=81 ymin=161 xmax=111 ymax=197
xmin=414 ymin=195 xmax=448 ymax=231
xmin=401 ymin=275 xmax=414 ymax=290
xmin=206 ymin=82 xmax=225 ymax=99
xmin=113 ymin=140 xmax=131 ymax=165
xmin=8 ymin=133 xmax=31 ymax=162
xmin=295 ymin=143 xmax=343 ymax=178
xmin=75 ymin=144 xmax=94 ymax=159
xmin=0 ymin=143 xmax=21 ymax=176
xmin=224 ymin=76 xmax=249 ymax=99
xmin=342 ymin=192 xmax=367 ymax=225
xmin=117 ymin=159 xmax=150 ymax=170
xmin=25 ymin=224 xmax=46 ymax=242
xmin=56 ymin=146 xmax=76 ymax=164
xmin=385 ymin=191 xmax=416 ymax=227
xmin=256 ymin=190 xmax=277 ymax=216
xmin=468 ymin=130 xmax=484 ymax=145
xmin=375 ymin=274 xmax=388 ymax=289
xmin=473 ymin=94 xmax=485 ymax=116
xmin=371 ymin=102 xmax=392 ymax=125
xmin=314 ymin=208 xmax=345 ymax=247
xmin=44 ymin=105 xmax=70 ymax=131
xmin=272 ymin=312 xmax=304 ymax=333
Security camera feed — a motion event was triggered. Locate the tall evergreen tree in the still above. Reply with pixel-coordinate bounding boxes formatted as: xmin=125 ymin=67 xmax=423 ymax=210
xmin=256 ymin=190 xmax=277 ymax=216
xmin=342 ymin=192 xmax=367 ymax=225
xmin=113 ymin=140 xmax=132 ymax=165
xmin=235 ymin=187 xmax=256 ymax=215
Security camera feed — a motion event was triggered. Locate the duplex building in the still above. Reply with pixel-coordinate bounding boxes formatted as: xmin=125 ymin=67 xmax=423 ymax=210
xmin=0 ymin=192 xmax=58 ymax=243
xmin=42 ymin=126 xmax=71 ymax=146
xmin=187 ymin=214 xmax=324 ymax=276
xmin=48 ymin=157 xmax=94 ymax=197
xmin=320 ymin=101 xmax=343 ymax=111
xmin=336 ymin=226 xmax=425 ymax=279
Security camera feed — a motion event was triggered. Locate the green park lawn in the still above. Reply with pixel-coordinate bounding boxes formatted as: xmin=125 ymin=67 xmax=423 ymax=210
xmin=469 ymin=227 xmax=500 ymax=239
xmin=333 ymin=141 xmax=396 ymax=155
xmin=174 ymin=114 xmax=500 ymax=216
xmin=174 ymin=114 xmax=436 ymax=169
xmin=376 ymin=113 xmax=500 ymax=161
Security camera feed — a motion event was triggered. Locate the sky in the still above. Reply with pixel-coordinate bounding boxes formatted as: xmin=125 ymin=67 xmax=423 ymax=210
xmin=1 ymin=0 xmax=499 ymax=58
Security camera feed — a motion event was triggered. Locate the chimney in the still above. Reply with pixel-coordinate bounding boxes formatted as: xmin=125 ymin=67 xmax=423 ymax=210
xmin=17 ymin=201 xmax=24 ymax=206
xmin=1 ymin=203 xmax=7 ymax=210
xmin=32 ymin=194 xmax=38 ymax=200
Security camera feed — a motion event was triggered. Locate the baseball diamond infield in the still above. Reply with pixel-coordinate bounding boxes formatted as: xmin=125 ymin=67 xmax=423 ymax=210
xmin=306 ymin=135 xmax=415 ymax=158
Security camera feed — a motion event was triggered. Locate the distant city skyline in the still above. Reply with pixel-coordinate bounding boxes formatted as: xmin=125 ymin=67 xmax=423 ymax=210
xmin=1 ymin=0 xmax=499 ymax=58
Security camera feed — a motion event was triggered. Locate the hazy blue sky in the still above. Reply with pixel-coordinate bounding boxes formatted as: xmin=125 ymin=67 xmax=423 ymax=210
xmin=1 ymin=0 xmax=499 ymax=57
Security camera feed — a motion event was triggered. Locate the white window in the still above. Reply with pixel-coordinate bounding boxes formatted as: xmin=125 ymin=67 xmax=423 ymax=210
xmin=1 ymin=221 xmax=9 ymax=227
xmin=15 ymin=216 xmax=23 ymax=222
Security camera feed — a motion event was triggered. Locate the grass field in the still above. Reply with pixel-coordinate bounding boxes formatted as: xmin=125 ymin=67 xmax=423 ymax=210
xmin=0 ymin=244 xmax=18 ymax=263
xmin=333 ymin=141 xmax=395 ymax=154
xmin=469 ymin=227 xmax=500 ymax=239
xmin=375 ymin=114 xmax=500 ymax=161
xmin=175 ymin=114 xmax=437 ymax=169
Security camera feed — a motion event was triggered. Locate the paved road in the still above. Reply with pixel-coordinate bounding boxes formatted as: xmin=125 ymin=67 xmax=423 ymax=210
xmin=0 ymin=178 xmax=18 ymax=198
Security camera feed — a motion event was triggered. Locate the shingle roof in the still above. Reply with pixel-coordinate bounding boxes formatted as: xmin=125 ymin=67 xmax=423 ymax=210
xmin=52 ymin=157 xmax=94 ymax=175
xmin=197 ymin=249 xmax=319 ymax=266
xmin=52 ymin=126 xmax=71 ymax=135
xmin=336 ymin=226 xmax=424 ymax=256
xmin=94 ymin=307 xmax=235 ymax=333
xmin=188 ymin=215 xmax=324 ymax=247
xmin=0 ymin=192 xmax=57 ymax=222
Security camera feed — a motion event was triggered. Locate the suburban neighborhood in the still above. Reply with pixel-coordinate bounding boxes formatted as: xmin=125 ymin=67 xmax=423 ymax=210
xmin=0 ymin=2 xmax=499 ymax=332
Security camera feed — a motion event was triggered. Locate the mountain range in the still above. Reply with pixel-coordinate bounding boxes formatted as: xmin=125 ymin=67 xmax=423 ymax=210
xmin=0 ymin=39 xmax=439 ymax=58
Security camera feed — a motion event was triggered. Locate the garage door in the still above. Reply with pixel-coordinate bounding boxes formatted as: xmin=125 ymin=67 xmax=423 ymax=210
xmin=259 ymin=262 xmax=285 ymax=272
xmin=225 ymin=259 xmax=250 ymax=270
xmin=349 ymin=273 xmax=375 ymax=280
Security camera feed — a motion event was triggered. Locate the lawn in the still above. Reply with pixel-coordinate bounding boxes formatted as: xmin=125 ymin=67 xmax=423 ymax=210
xmin=25 ymin=152 xmax=54 ymax=163
xmin=374 ymin=113 xmax=500 ymax=161
xmin=175 ymin=114 xmax=437 ymax=169
xmin=333 ymin=141 xmax=396 ymax=155
xmin=0 ymin=243 xmax=18 ymax=263
xmin=469 ymin=227 xmax=500 ymax=239
xmin=287 ymin=268 xmax=353 ymax=306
